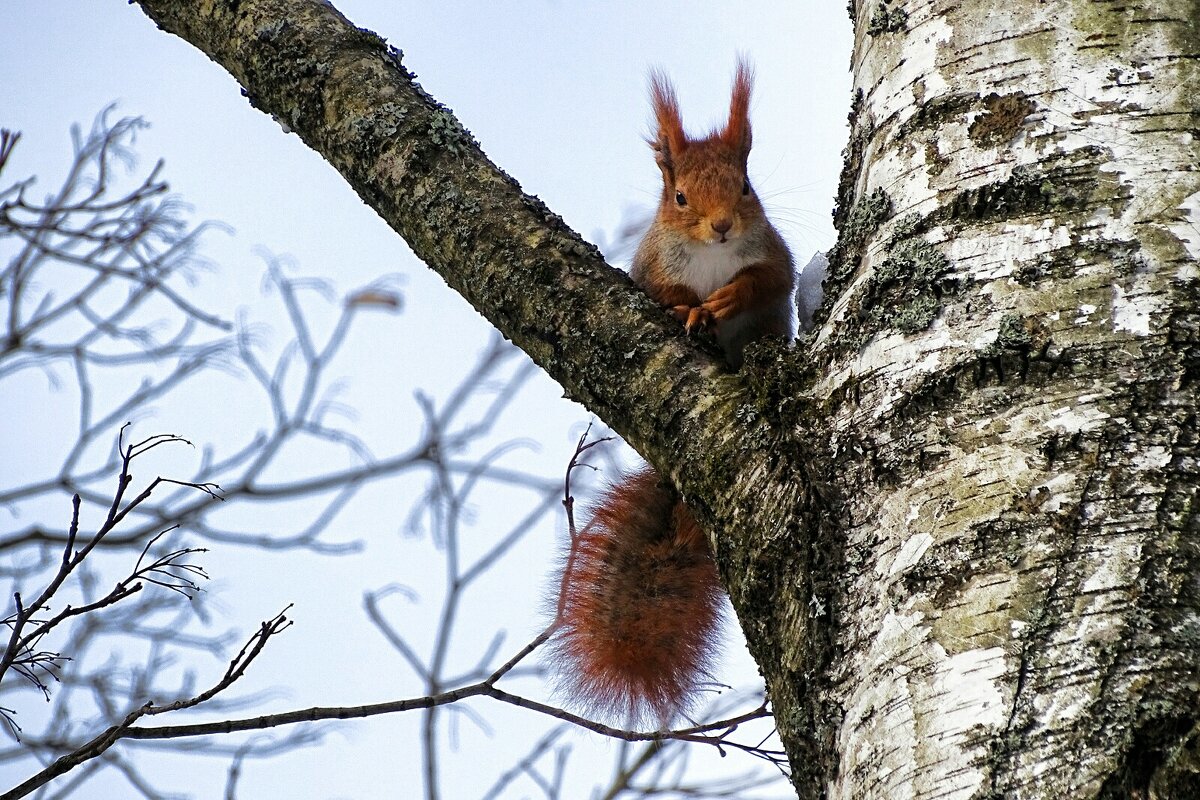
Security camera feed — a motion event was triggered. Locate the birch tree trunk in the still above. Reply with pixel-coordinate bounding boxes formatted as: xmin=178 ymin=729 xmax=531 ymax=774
xmin=807 ymin=2 xmax=1200 ymax=797
xmin=126 ymin=1 xmax=1200 ymax=798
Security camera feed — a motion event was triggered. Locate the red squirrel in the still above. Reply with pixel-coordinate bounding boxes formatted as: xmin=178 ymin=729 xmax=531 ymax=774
xmin=550 ymin=60 xmax=795 ymax=724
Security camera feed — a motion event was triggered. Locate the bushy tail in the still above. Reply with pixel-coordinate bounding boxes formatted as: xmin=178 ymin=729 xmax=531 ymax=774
xmin=549 ymin=464 xmax=725 ymax=725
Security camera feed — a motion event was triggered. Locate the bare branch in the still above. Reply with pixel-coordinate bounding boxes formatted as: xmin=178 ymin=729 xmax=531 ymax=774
xmin=2 ymin=607 xmax=292 ymax=800
xmin=0 ymin=130 xmax=20 ymax=175
xmin=479 ymin=725 xmax=569 ymax=800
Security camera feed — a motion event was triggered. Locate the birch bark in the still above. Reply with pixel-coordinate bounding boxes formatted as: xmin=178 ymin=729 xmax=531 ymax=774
xmin=807 ymin=2 xmax=1200 ymax=797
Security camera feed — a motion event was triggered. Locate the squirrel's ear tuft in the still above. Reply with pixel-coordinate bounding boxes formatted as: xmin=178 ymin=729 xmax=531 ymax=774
xmin=723 ymin=57 xmax=754 ymax=161
xmin=648 ymin=68 xmax=686 ymax=178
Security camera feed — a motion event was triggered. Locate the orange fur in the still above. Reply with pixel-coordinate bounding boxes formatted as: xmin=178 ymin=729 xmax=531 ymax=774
xmin=548 ymin=60 xmax=794 ymax=725
xmin=722 ymin=59 xmax=753 ymax=159
xmin=648 ymin=68 xmax=687 ymax=179
xmin=630 ymin=57 xmax=794 ymax=367
xmin=550 ymin=466 xmax=724 ymax=724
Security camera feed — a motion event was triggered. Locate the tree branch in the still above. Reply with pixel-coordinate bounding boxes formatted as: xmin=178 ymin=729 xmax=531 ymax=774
xmin=124 ymin=0 xmax=785 ymax=510
xmin=115 ymin=628 xmax=775 ymax=756
xmin=119 ymin=2 xmax=818 ymax=787
xmin=2 ymin=608 xmax=292 ymax=800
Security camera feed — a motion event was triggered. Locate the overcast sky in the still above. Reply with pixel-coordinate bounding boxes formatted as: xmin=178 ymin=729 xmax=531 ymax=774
xmin=1 ymin=3 xmax=853 ymax=797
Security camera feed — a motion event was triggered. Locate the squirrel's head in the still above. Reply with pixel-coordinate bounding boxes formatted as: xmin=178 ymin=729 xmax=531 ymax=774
xmin=648 ymin=59 xmax=762 ymax=246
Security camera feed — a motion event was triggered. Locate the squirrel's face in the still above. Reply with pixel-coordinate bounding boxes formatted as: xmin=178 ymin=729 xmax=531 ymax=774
xmin=648 ymin=61 xmax=760 ymax=246
xmin=660 ymin=138 xmax=763 ymax=246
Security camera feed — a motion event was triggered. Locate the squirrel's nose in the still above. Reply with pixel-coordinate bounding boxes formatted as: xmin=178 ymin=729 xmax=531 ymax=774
xmin=712 ymin=218 xmax=732 ymax=236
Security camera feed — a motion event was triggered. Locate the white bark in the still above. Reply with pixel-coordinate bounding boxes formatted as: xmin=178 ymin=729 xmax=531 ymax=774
xmin=812 ymin=2 xmax=1200 ymax=797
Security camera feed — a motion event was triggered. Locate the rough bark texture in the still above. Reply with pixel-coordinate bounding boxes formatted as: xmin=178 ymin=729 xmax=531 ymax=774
xmin=810 ymin=1 xmax=1200 ymax=797
xmin=127 ymin=0 xmax=807 ymax=527
xmin=126 ymin=0 xmax=1200 ymax=798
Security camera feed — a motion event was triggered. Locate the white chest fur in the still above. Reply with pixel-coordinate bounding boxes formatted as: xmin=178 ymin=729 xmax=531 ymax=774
xmin=676 ymin=239 xmax=753 ymax=298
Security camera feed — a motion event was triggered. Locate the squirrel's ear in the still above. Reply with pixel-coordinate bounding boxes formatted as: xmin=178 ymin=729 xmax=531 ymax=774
xmin=723 ymin=58 xmax=753 ymax=162
xmin=649 ymin=69 xmax=685 ymax=181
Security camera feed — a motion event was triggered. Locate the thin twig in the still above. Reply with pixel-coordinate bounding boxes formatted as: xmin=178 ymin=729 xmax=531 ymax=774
xmin=2 ymin=607 xmax=292 ymax=800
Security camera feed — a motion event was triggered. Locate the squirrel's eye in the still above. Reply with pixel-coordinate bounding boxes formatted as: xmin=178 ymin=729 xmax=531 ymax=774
xmin=742 ymin=180 xmax=750 ymax=196
xmin=675 ymin=191 xmax=687 ymax=207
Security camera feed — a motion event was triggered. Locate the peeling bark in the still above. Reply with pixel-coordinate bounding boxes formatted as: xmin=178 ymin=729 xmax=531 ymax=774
xmin=125 ymin=0 xmax=1200 ymax=797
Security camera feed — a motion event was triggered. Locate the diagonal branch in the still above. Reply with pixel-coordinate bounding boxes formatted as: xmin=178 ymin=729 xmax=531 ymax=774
xmin=1 ymin=608 xmax=292 ymax=800
xmin=124 ymin=0 xmax=782 ymax=512
xmin=3 ymin=610 xmax=778 ymax=800
xmin=0 ymin=433 xmax=220 ymax=694
xmin=89 ymin=627 xmax=775 ymax=762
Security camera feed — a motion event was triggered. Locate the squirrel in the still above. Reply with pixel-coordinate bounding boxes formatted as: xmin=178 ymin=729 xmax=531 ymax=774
xmin=549 ymin=60 xmax=795 ymax=725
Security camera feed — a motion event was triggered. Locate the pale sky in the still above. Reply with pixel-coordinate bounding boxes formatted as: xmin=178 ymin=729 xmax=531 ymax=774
xmin=1 ymin=3 xmax=853 ymax=797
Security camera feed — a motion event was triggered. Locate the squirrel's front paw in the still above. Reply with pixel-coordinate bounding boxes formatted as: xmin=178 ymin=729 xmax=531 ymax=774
xmin=700 ymin=286 xmax=741 ymax=321
xmin=673 ymin=305 xmax=715 ymax=334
